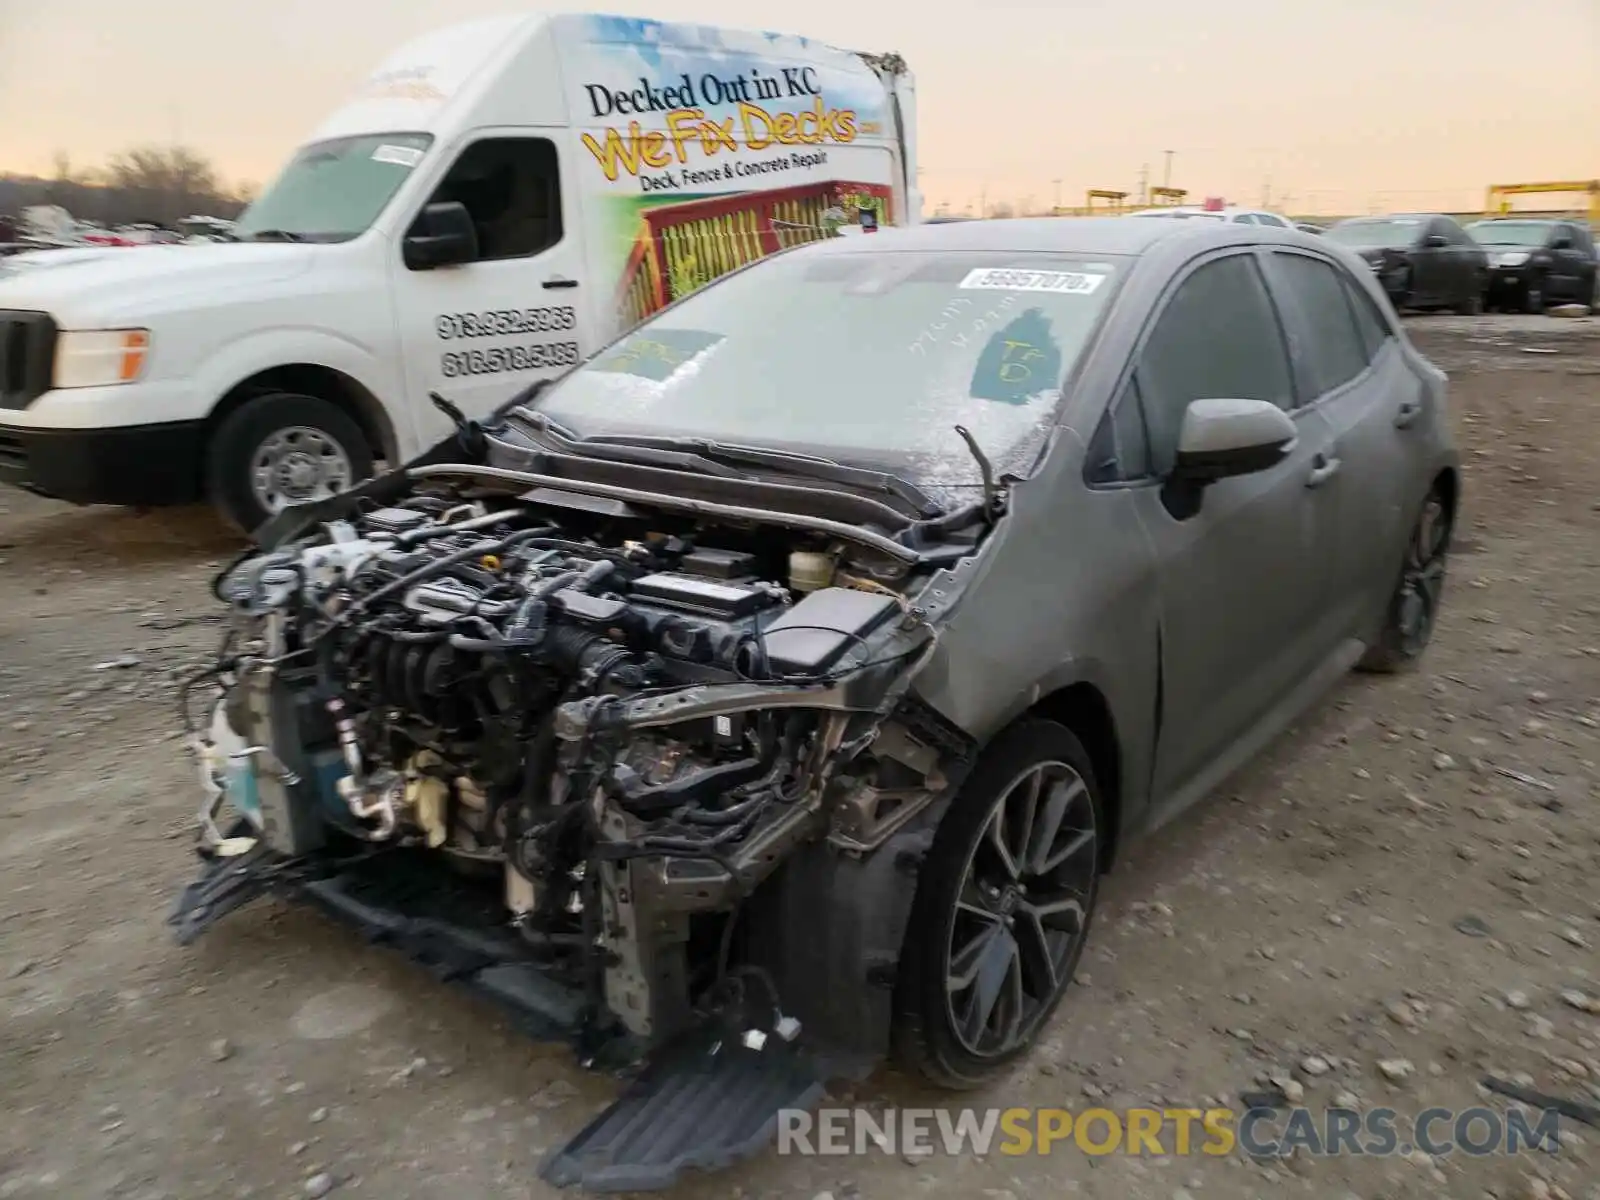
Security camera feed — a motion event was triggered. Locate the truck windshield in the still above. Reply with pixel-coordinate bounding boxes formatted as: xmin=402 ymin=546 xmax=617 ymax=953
xmin=234 ymin=133 xmax=432 ymax=243
xmin=534 ymin=248 xmax=1126 ymax=488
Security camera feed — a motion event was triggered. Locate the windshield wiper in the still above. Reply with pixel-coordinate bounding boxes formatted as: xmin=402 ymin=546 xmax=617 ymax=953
xmin=578 ymin=434 xmax=943 ymax=518
xmin=248 ymin=229 xmax=305 ymax=243
xmin=510 ymin=415 xmax=752 ymax=479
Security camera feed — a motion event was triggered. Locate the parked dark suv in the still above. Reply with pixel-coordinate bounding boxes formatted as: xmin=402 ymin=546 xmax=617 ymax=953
xmin=1324 ymin=214 xmax=1488 ymax=313
xmin=1466 ymin=218 xmax=1599 ymax=313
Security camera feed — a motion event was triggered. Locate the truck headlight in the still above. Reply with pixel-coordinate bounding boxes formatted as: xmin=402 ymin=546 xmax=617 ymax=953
xmin=53 ymin=329 xmax=151 ymax=389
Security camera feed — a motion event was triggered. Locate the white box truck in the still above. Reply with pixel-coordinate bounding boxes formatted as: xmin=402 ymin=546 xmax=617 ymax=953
xmin=0 ymin=13 xmax=919 ymax=530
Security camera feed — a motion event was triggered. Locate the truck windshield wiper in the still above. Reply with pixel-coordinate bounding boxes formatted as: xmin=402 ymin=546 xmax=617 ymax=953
xmin=248 ymin=229 xmax=305 ymax=242
xmin=579 ymin=434 xmax=943 ymax=518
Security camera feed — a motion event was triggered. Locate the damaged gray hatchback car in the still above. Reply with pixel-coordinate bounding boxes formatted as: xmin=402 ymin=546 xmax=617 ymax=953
xmin=174 ymin=216 xmax=1459 ymax=1190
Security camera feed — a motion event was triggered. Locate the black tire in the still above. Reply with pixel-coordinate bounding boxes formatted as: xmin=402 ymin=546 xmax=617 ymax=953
xmin=1358 ymin=484 xmax=1453 ymax=674
xmin=205 ymin=392 xmax=373 ymax=535
xmin=1520 ymin=280 xmax=1545 ymax=314
xmin=1455 ymin=288 xmax=1483 ymax=316
xmin=1587 ymin=272 xmax=1599 ymax=316
xmin=894 ymin=718 xmax=1104 ymax=1089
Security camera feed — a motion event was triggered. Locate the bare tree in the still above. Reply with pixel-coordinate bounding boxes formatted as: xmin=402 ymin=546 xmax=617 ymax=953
xmin=103 ymin=145 xmax=225 ymax=225
xmin=2 ymin=144 xmax=247 ymax=230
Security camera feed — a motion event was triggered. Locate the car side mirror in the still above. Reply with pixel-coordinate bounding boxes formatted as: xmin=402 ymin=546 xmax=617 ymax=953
xmin=1550 ymin=235 xmax=1573 ymax=250
xmin=1162 ymin=398 xmax=1296 ymax=518
xmin=1423 ymin=233 xmax=1449 ymax=248
xmin=404 ymin=201 xmax=479 ymax=270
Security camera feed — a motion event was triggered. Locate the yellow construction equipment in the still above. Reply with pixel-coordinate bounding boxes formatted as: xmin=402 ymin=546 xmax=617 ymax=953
xmin=1148 ymin=186 xmax=1188 ymax=206
xmin=1484 ymin=181 xmax=1600 ymax=223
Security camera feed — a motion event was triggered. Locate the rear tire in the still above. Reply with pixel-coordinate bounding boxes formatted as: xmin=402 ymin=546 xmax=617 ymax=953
xmin=1520 ymin=281 xmax=1545 ymax=314
xmin=1358 ymin=485 xmax=1452 ymax=674
xmin=1455 ymin=290 xmax=1483 ymax=316
xmin=894 ymin=719 xmax=1103 ymax=1090
xmin=206 ymin=392 xmax=372 ymax=535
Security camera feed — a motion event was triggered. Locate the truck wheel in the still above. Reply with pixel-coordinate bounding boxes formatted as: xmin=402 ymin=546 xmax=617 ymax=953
xmin=1520 ymin=281 xmax=1545 ymax=314
xmin=206 ymin=392 xmax=373 ymax=534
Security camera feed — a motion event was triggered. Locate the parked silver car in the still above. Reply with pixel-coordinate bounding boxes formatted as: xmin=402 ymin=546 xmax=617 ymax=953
xmin=175 ymin=215 xmax=1458 ymax=1189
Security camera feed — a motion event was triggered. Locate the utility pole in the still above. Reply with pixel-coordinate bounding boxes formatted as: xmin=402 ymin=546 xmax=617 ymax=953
xmin=1138 ymin=163 xmax=1149 ymax=205
xmin=980 ymin=185 xmax=987 ymax=218
xmin=1163 ymin=150 xmax=1174 ymax=189
xmin=1053 ymin=178 xmax=1061 ymax=213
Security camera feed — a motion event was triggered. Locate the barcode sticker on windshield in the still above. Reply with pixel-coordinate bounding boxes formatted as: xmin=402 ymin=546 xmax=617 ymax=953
xmin=959 ymin=268 xmax=1106 ymax=294
xmin=372 ymin=144 xmax=425 ymax=167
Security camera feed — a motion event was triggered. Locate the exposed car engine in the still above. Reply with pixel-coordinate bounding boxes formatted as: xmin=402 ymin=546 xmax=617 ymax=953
xmin=185 ymin=476 xmax=966 ymax=1061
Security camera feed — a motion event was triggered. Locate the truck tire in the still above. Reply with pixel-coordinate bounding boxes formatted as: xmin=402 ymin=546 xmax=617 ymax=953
xmin=206 ymin=392 xmax=373 ymax=535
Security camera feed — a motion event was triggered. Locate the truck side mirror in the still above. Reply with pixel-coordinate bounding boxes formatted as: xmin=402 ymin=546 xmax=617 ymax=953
xmin=1549 ymin=233 xmax=1573 ymax=250
xmin=1422 ymin=233 xmax=1449 ymax=248
xmin=404 ymin=201 xmax=479 ymax=270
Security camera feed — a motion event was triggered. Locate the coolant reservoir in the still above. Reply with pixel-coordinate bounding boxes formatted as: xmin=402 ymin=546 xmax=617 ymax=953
xmin=788 ymin=551 xmax=834 ymax=593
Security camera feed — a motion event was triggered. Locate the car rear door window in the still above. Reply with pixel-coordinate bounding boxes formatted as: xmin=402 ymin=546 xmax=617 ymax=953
xmin=1339 ymin=274 xmax=1395 ymax=361
xmin=1134 ymin=254 xmax=1296 ymax=475
xmin=1255 ymin=214 xmax=1289 ymax=228
xmin=1264 ymin=252 xmax=1371 ymax=397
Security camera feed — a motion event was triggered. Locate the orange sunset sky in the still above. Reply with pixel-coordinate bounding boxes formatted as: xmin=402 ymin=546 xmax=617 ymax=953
xmin=1 ymin=0 xmax=1595 ymax=215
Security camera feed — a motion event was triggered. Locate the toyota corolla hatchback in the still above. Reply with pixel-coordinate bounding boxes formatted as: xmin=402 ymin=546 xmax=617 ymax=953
xmin=174 ymin=215 xmax=1458 ymax=1191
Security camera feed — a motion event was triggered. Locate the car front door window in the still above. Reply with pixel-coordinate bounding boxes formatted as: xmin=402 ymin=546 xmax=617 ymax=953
xmin=1134 ymin=254 xmax=1297 ymax=475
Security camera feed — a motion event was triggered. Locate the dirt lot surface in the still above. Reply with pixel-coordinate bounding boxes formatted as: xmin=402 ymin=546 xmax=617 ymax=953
xmin=2 ymin=315 xmax=1598 ymax=1200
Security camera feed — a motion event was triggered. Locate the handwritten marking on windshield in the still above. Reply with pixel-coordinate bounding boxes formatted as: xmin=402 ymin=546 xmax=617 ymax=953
xmin=908 ymin=293 xmax=1020 ymax=356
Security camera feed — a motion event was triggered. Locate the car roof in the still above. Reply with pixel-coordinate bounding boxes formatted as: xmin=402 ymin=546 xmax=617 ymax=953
xmin=822 ymin=216 xmax=1201 ymax=257
xmin=800 ymin=216 xmax=1340 ymax=266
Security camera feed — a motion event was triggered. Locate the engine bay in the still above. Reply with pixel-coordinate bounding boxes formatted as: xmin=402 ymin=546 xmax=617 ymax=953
xmin=186 ymin=477 xmax=971 ymax=1058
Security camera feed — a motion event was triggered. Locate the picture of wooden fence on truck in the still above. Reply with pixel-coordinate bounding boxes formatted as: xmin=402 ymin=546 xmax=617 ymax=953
xmin=614 ymin=180 xmax=895 ymax=325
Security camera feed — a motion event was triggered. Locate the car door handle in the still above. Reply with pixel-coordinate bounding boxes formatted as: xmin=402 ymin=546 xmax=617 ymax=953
xmin=1306 ymin=454 xmax=1342 ymax=488
xmin=542 ymin=277 xmax=578 ymax=289
xmin=1395 ymin=399 xmax=1423 ymax=428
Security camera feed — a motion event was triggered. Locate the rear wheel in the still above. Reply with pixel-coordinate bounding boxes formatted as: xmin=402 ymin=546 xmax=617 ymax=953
xmin=206 ymin=392 xmax=372 ymax=535
xmin=1520 ymin=281 xmax=1546 ymax=314
xmin=894 ymin=719 xmax=1103 ymax=1089
xmin=1358 ymin=485 xmax=1452 ymax=673
xmin=1455 ymin=289 xmax=1483 ymax=316
xmin=1587 ymin=272 xmax=1599 ymax=316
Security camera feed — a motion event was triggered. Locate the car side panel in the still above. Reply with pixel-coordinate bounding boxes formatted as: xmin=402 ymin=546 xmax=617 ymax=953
xmin=909 ymin=435 xmax=1164 ymax=833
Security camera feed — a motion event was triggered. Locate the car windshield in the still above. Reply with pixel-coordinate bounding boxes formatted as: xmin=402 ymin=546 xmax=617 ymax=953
xmin=1466 ymin=221 xmax=1552 ymax=247
xmin=531 ymin=248 xmax=1127 ymax=490
xmin=233 ymin=133 xmax=432 ymax=243
xmin=1325 ymin=219 xmax=1423 ymax=249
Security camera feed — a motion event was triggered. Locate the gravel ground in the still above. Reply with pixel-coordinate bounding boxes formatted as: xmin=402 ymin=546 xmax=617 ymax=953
xmin=2 ymin=315 xmax=1598 ymax=1200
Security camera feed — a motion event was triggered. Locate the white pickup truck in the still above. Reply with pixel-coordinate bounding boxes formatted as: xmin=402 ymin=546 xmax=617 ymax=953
xmin=0 ymin=12 xmax=919 ymax=531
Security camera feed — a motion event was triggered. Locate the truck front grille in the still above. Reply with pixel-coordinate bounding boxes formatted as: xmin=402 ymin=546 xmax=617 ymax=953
xmin=0 ymin=310 xmax=57 ymax=409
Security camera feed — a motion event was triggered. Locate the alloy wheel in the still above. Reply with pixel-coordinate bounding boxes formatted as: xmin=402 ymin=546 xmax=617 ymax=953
xmin=943 ymin=760 xmax=1098 ymax=1058
xmin=1395 ymin=491 xmax=1450 ymax=655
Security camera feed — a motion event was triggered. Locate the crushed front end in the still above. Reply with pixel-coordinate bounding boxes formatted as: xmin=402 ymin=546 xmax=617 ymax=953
xmin=172 ymin=460 xmax=980 ymax=1188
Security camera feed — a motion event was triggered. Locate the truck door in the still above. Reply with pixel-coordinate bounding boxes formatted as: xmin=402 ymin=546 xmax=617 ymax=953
xmin=394 ymin=130 xmax=597 ymax=448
